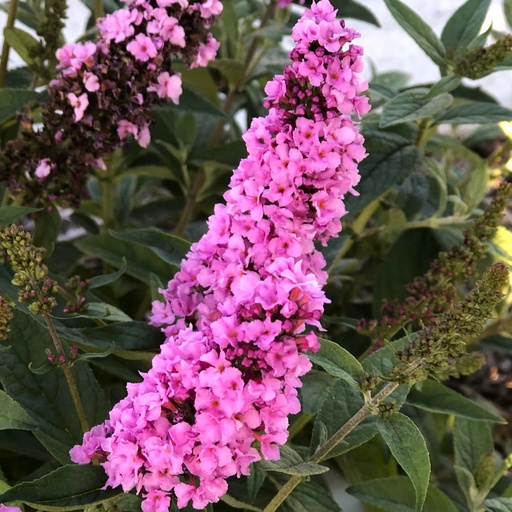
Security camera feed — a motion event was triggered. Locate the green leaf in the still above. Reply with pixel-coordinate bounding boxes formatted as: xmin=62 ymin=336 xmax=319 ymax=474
xmin=435 ymin=102 xmax=512 ymax=124
xmin=120 ymin=165 xmax=181 ymax=181
xmin=336 ymin=0 xmax=380 ymax=26
xmin=209 ymin=58 xmax=245 ymax=90
xmin=0 ymin=88 xmax=41 ymax=124
xmin=299 ymin=370 xmax=337 ymax=415
xmin=347 ymin=476 xmax=459 ymax=512
xmin=57 ymin=321 xmax=163 ymax=358
xmin=485 ymin=498 xmax=512 ymax=512
xmin=274 ymin=475 xmax=341 ymax=512
xmin=76 ymin=233 xmax=175 ymax=284
xmin=89 ymin=257 xmax=127 ymax=289
xmin=345 ymin=131 xmax=421 ymax=215
xmin=178 ymin=85 xmax=227 ymax=118
xmin=407 ymin=379 xmax=505 ymax=423
xmin=111 ymin=229 xmax=190 ymax=267
xmin=247 ymin=464 xmax=266 ymax=502
xmin=3 ymin=27 xmax=38 ymax=66
xmin=0 ymin=389 xmax=36 ymax=430
xmin=0 ymin=465 xmax=120 ymax=510
xmin=311 ymin=379 xmax=378 ymax=460
xmin=453 ymin=417 xmax=493 ymax=476
xmin=441 ymin=0 xmax=491 ymax=53
xmin=0 ymin=205 xmax=39 ymax=225
xmin=258 ymin=445 xmax=328 ymax=476
xmin=377 ymin=413 xmax=431 ymax=511
xmin=33 ymin=207 xmax=61 ymax=258
xmin=309 ymin=337 xmax=364 ymax=389
xmin=425 ymin=76 xmax=462 ymax=98
xmin=380 ymin=90 xmax=453 ymax=128
xmin=0 ymin=310 xmax=109 ymax=463
xmin=383 ymin=0 xmax=446 ymax=66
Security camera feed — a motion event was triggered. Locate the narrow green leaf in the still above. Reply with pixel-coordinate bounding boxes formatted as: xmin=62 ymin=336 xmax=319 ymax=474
xmin=0 ymin=389 xmax=36 ymax=430
xmin=407 ymin=379 xmax=505 ymax=423
xmin=3 ymin=27 xmax=38 ymax=66
xmin=258 ymin=446 xmax=328 ymax=476
xmin=0 ymin=465 xmax=120 ymax=510
xmin=378 ymin=413 xmax=431 ymax=511
xmin=435 ymin=102 xmax=512 ymax=124
xmin=380 ymin=90 xmax=453 ymax=127
xmin=425 ymin=76 xmax=462 ymax=98
xmin=111 ymin=229 xmax=190 ymax=268
xmin=0 ymin=88 xmax=41 ymax=124
xmin=0 ymin=205 xmax=39 ymax=225
xmin=247 ymin=464 xmax=266 ymax=503
xmin=347 ymin=476 xmax=459 ymax=512
xmin=441 ymin=0 xmax=492 ymax=52
xmin=309 ymin=337 xmax=363 ymax=389
xmin=383 ymin=0 xmax=446 ymax=66
xmin=89 ymin=257 xmax=127 ymax=289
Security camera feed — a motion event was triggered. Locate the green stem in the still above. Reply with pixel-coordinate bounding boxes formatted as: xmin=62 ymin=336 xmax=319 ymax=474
xmin=43 ymin=313 xmax=90 ymax=433
xmin=263 ymin=382 xmax=400 ymax=512
xmin=93 ymin=0 xmax=104 ymax=21
xmin=0 ymin=0 xmax=20 ymax=88
xmin=100 ymin=166 xmax=115 ymax=233
xmin=173 ymin=167 xmax=204 ymax=236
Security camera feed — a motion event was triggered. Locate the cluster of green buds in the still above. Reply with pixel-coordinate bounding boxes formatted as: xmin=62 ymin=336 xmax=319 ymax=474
xmin=455 ymin=34 xmax=512 ymax=80
xmin=0 ymin=224 xmax=58 ymax=315
xmin=359 ymin=183 xmax=512 ymax=346
xmin=389 ymin=262 xmax=509 ymax=383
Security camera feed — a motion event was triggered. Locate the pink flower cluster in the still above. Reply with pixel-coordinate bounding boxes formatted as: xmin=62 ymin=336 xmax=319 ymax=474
xmin=71 ymin=1 xmax=370 ymax=509
xmin=1 ymin=0 xmax=221 ymax=206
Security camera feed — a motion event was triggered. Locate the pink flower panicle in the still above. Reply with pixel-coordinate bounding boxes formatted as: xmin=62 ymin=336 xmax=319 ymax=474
xmin=0 ymin=0 xmax=221 ymax=206
xmin=71 ymin=1 xmax=370 ymax=509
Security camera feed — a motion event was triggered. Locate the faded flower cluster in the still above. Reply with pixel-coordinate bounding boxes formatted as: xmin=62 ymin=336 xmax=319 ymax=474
xmin=71 ymin=1 xmax=370 ymax=510
xmin=0 ymin=0 xmax=221 ymax=206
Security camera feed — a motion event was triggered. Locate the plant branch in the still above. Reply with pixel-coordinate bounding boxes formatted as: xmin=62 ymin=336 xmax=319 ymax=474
xmin=262 ymin=381 xmax=400 ymax=512
xmin=43 ymin=313 xmax=90 ymax=433
xmin=173 ymin=166 xmax=204 ymax=236
xmin=0 ymin=0 xmax=20 ymax=88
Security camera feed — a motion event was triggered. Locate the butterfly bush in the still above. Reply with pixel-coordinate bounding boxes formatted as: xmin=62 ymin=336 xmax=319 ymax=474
xmin=70 ymin=1 xmax=370 ymax=509
xmin=0 ymin=0 xmax=221 ymax=206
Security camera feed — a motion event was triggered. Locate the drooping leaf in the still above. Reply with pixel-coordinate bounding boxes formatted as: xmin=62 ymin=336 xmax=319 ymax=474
xmin=377 ymin=413 xmax=431 ymax=511
xmin=383 ymin=0 xmax=446 ymax=66
xmin=33 ymin=207 xmax=61 ymax=258
xmin=407 ymin=379 xmax=504 ymax=423
xmin=331 ymin=0 xmax=380 ymax=26
xmin=299 ymin=370 xmax=337 ymax=415
xmin=0 ymin=465 xmax=120 ymax=509
xmin=485 ymin=498 xmax=512 ymax=512
xmin=347 ymin=476 xmax=459 ymax=512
